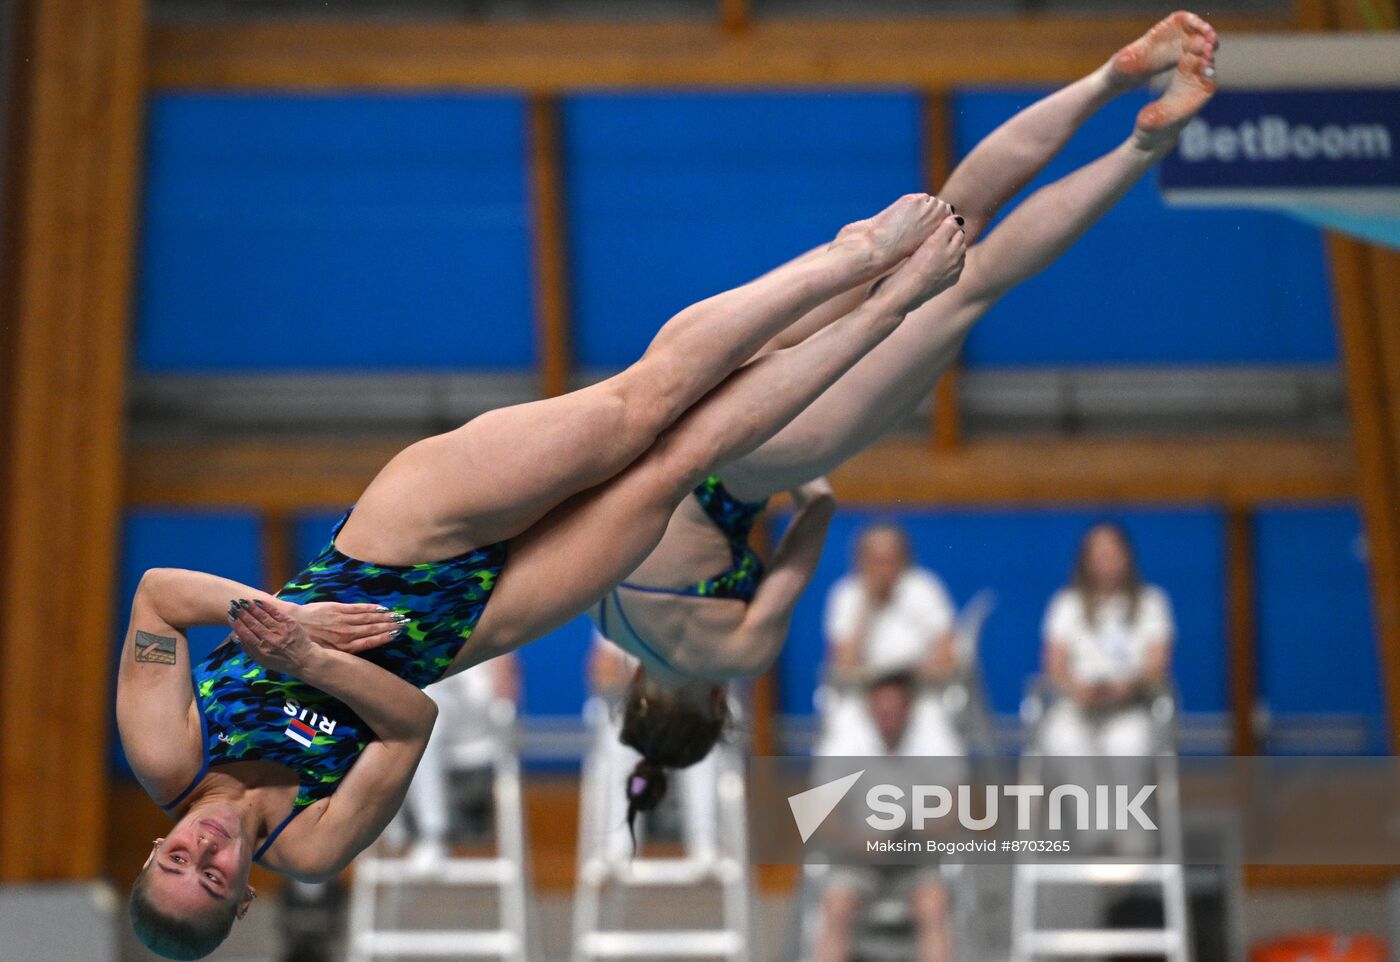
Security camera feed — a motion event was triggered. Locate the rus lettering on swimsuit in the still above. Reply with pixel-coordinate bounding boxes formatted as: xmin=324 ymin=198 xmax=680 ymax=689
xmin=1179 ymin=115 xmax=1393 ymax=163
xmin=282 ymin=699 xmax=339 ymax=735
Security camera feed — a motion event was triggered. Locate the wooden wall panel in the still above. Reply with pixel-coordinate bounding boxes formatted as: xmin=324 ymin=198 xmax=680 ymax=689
xmin=528 ymin=95 xmax=573 ymax=400
xmin=147 ymin=15 xmax=1291 ymax=92
xmin=127 ymin=436 xmax=1358 ymax=512
xmin=922 ymin=89 xmax=963 ymax=452
xmin=1227 ymin=509 xmax=1259 ymax=755
xmin=719 ymin=0 xmax=751 ymax=34
xmin=1328 ymin=235 xmax=1400 ymax=755
xmin=0 ymin=0 xmax=145 ymax=880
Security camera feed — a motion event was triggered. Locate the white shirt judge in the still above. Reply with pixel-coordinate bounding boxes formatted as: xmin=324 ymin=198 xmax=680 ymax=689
xmin=1039 ymin=584 xmax=1174 ymax=757
xmin=817 ymin=525 xmax=962 ymax=758
xmin=824 ymin=568 xmax=956 ymax=676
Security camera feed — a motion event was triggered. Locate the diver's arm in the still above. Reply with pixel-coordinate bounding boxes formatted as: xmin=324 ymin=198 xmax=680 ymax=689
xmin=137 ymin=567 xmax=281 ymax=628
xmin=244 ymin=643 xmax=438 ymax=880
xmin=141 ymin=567 xmax=400 ymax=648
xmin=728 ymin=478 xmax=837 ymax=675
xmin=227 ymin=600 xmax=439 ymax=879
xmin=268 ymin=728 xmax=435 ymax=882
xmin=228 ymin=600 xmax=437 ymax=743
xmin=115 ymin=571 xmax=206 ymax=802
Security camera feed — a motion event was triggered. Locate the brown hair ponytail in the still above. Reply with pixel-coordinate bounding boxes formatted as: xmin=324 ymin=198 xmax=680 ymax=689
xmin=618 ymin=671 xmax=730 ymax=849
xmin=624 ymin=759 xmax=670 ymax=842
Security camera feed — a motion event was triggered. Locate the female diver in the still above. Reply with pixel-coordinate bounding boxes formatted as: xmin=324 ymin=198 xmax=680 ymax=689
xmin=578 ymin=14 xmax=1220 ymax=824
xmin=117 ymin=191 xmax=967 ymax=958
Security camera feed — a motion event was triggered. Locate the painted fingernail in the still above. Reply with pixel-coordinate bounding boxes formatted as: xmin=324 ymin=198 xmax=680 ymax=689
xmin=392 ymin=626 xmax=404 ymax=638
xmin=950 ymin=204 xmax=956 ymax=214
xmin=254 ymin=599 xmax=267 ymax=608
xmin=376 ymin=605 xmax=391 ymax=612
xmin=955 ymin=216 xmax=965 ymax=227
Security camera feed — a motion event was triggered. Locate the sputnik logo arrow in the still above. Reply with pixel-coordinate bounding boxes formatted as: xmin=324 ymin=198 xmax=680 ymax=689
xmin=787 ymin=770 xmax=865 ymax=843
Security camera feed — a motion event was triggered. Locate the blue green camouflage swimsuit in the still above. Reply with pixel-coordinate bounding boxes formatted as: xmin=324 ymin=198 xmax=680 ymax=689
xmin=595 ymin=476 xmax=768 ymax=671
xmin=159 ymin=510 xmax=505 ymax=862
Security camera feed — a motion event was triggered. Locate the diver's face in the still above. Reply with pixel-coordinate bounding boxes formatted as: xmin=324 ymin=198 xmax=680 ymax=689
xmin=144 ymin=804 xmax=256 ymax=919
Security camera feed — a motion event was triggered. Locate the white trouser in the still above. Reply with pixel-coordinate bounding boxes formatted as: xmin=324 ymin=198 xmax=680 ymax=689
xmin=1038 ymin=701 xmax=1160 ymax=856
xmin=1039 ymin=701 xmax=1155 ymax=757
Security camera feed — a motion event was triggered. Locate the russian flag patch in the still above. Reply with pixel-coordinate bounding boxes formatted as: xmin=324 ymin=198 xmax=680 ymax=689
xmin=284 ymin=718 xmax=317 ymax=748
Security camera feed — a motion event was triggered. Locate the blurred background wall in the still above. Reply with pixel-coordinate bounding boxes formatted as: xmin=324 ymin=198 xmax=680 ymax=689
xmin=2 ymin=0 xmax=1398 ymax=915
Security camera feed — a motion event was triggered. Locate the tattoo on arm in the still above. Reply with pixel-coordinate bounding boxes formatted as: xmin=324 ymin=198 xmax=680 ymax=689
xmin=134 ymin=630 xmax=178 ymax=666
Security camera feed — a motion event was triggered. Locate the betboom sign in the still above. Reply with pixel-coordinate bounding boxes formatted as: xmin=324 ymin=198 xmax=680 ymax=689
xmin=1160 ymin=89 xmax=1400 ymax=192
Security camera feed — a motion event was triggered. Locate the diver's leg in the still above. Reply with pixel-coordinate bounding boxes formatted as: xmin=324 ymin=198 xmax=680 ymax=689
xmin=338 ymin=195 xmax=948 ymax=563
xmin=716 ymin=52 xmax=1217 ymax=500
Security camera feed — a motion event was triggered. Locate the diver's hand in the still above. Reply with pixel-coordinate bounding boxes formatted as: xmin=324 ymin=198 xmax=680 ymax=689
xmin=790 ymin=476 xmax=835 ymax=507
xmin=229 ymin=598 xmax=322 ymax=676
xmin=285 ymin=601 xmax=404 ymax=653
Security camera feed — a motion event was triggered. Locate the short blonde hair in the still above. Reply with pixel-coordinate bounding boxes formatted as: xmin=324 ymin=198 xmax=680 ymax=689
xmin=129 ymin=863 xmax=236 ymax=961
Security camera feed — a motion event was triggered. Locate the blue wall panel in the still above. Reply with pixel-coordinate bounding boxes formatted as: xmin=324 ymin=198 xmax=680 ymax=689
xmin=112 ymin=511 xmax=265 ymax=773
xmin=137 ymin=94 xmax=534 ymax=372
xmin=1256 ymin=506 xmax=1385 ymax=750
xmin=951 ymin=89 xmax=1335 ymax=367
xmin=776 ymin=506 xmax=1227 ymax=720
xmin=564 ymin=91 xmax=923 ymax=369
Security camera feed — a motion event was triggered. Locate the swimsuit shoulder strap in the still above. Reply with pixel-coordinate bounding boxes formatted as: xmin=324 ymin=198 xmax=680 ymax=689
xmin=253 ymin=804 xmax=305 ymax=863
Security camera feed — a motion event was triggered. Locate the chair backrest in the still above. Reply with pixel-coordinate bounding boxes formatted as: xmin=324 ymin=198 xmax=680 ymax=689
xmin=952 ymin=588 xmax=996 ymax=666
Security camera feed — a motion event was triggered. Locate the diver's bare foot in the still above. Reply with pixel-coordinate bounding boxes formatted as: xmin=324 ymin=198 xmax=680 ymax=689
xmin=832 ymin=193 xmax=954 ymax=271
xmin=1109 ymin=11 xmax=1216 ymax=90
xmin=868 ymin=214 xmax=966 ymax=313
xmin=1134 ymin=51 xmax=1217 ymax=152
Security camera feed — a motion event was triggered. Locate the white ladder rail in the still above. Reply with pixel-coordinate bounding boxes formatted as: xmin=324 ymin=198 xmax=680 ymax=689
xmin=348 ymin=701 xmax=532 ymax=962
xmin=1011 ymin=686 xmax=1191 ymax=962
xmin=571 ymin=695 xmax=753 ymax=962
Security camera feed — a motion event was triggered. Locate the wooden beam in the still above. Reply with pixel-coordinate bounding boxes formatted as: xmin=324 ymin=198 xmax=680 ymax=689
xmin=1368 ymin=247 xmax=1400 ymax=483
xmin=127 ymin=435 xmax=1357 ymax=512
xmin=1294 ymin=0 xmax=1335 ymax=28
xmin=527 ymin=95 xmax=572 ymax=399
xmin=1226 ymin=509 xmax=1259 ymax=755
xmin=923 ymin=88 xmax=963 ymax=452
xmin=1332 ymin=0 xmax=1400 ymax=28
xmin=0 ymin=0 xmax=145 ymax=881
xmin=1328 ymin=234 xmax=1400 ymax=755
xmin=828 ymin=436 xmax=1356 ymax=507
xmin=147 ymin=15 xmax=1293 ymax=92
xmin=719 ymin=0 xmax=751 ymax=35
xmin=1246 ymin=864 xmax=1399 ymax=888
xmin=261 ymin=510 xmax=298 ymax=592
